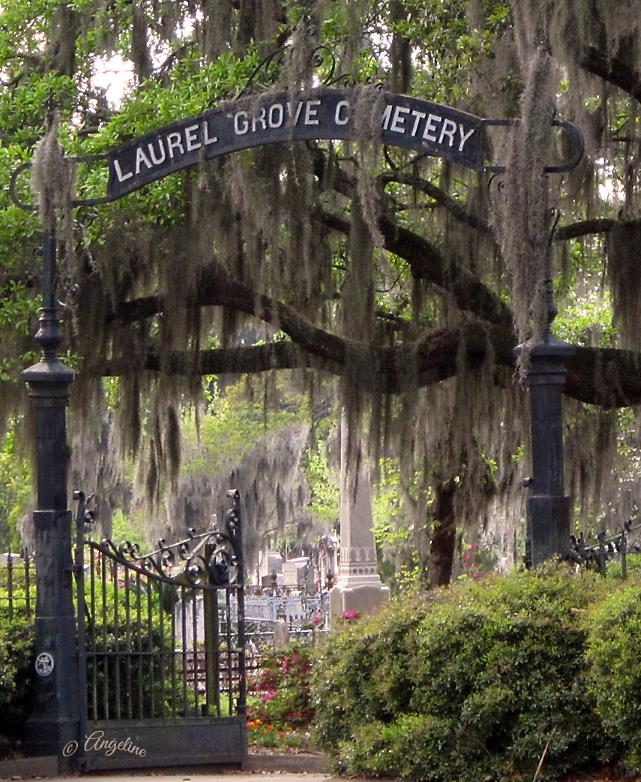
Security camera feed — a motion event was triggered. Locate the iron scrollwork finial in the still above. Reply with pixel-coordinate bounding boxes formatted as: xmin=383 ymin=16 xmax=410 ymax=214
xmin=234 ymin=19 xmax=384 ymax=100
xmin=78 ymin=488 xmax=244 ymax=590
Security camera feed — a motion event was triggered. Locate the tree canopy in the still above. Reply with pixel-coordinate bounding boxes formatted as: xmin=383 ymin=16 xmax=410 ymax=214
xmin=2 ymin=0 xmax=641 ymax=579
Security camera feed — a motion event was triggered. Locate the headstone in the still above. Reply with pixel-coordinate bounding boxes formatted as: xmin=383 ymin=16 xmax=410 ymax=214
xmin=330 ymin=412 xmax=389 ymax=627
xmin=273 ymin=618 xmax=290 ymax=649
xmin=282 ymin=556 xmax=312 ymax=589
xmin=258 ymin=551 xmax=283 ymax=581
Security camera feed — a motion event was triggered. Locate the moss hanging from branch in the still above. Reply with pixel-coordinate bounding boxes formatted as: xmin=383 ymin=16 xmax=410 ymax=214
xmin=492 ymin=45 xmax=556 ymax=356
xmin=30 ymin=114 xmax=76 ymax=251
xmin=199 ymin=0 xmax=233 ymax=61
xmin=131 ymin=2 xmax=152 ymax=82
xmin=353 ymin=84 xmax=386 ymax=250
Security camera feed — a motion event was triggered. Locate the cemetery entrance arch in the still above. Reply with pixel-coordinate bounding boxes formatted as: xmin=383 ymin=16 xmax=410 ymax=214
xmin=9 ymin=78 xmax=584 ymax=773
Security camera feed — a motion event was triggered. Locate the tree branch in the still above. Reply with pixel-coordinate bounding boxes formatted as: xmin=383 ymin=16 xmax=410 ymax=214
xmin=102 ymin=321 xmax=509 ymax=393
xmin=555 ymin=218 xmax=616 ymax=241
xmin=320 ymin=209 xmax=513 ymax=325
xmin=380 ymin=171 xmax=494 ymax=237
xmin=580 ymin=45 xmax=641 ymax=104
xmin=112 ymin=267 xmax=347 ymax=365
xmin=100 ymin=321 xmax=641 ymax=407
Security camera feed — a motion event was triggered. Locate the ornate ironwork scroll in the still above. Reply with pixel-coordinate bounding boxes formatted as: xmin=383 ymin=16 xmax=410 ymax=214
xmin=233 ymin=14 xmax=379 ymax=99
xmin=76 ymin=489 xmax=243 ymax=590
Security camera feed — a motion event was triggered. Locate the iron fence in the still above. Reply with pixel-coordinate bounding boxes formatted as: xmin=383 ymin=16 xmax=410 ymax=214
xmin=0 ymin=550 xmax=35 ymax=619
xmin=569 ymin=520 xmax=641 ymax=577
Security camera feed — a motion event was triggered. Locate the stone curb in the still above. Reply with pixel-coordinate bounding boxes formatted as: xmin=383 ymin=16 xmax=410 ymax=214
xmin=244 ymin=753 xmax=328 ymax=774
xmin=0 ymin=752 xmax=329 ymax=779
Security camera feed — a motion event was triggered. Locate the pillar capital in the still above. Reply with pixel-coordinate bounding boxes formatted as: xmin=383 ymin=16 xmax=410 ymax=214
xmin=22 ymin=359 xmax=75 ymax=400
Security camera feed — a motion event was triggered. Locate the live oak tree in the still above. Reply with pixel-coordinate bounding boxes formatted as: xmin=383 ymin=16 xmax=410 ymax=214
xmin=2 ymin=0 xmax=641 ymax=582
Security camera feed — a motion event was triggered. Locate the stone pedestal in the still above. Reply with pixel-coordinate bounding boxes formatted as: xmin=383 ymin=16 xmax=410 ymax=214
xmin=520 ymin=337 xmax=575 ymax=566
xmin=330 ymin=414 xmax=389 ymax=627
xmin=22 ymin=365 xmax=78 ymax=767
xmin=22 ymin=226 xmax=79 ymax=772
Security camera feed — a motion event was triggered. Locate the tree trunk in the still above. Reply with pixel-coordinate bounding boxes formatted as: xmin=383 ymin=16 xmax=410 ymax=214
xmin=429 ymin=482 xmax=456 ymax=587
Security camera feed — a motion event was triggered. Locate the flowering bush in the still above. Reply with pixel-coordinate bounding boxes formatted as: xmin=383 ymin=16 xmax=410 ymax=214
xmin=301 ymin=614 xmax=324 ymax=631
xmin=313 ymin=564 xmax=622 ymax=782
xmin=247 ymin=718 xmax=308 ymax=749
xmin=248 ymin=642 xmax=314 ymax=730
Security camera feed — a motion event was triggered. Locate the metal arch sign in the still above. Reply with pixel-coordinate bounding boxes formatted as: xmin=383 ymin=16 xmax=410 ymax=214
xmin=9 ymin=87 xmax=584 ymax=209
xmin=107 ymin=89 xmax=486 ymax=199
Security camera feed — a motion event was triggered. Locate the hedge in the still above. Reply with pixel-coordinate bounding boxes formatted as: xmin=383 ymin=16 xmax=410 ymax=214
xmin=312 ymin=564 xmax=634 ymax=782
xmin=0 ymin=612 xmax=34 ymax=754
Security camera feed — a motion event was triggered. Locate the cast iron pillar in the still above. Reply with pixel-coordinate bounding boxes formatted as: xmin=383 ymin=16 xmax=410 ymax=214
xmin=22 ymin=228 xmax=78 ymax=768
xmin=521 ymin=335 xmax=575 ymax=566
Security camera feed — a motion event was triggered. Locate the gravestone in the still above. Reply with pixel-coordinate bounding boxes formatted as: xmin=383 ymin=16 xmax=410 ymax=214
xmin=330 ymin=414 xmax=389 ymax=626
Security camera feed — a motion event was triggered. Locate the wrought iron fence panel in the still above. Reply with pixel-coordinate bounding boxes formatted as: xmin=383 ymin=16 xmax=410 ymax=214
xmin=72 ymin=490 xmax=247 ymax=771
xmin=0 ymin=550 xmax=35 ymax=620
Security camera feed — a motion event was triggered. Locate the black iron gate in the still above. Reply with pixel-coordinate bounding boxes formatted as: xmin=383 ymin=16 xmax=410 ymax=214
xmin=72 ymin=490 xmax=247 ymax=771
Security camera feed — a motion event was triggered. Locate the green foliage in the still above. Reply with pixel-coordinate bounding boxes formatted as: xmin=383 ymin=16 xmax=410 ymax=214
xmin=85 ymin=576 xmax=198 ymax=719
xmin=313 ymin=593 xmax=430 ymax=751
xmin=338 ymin=713 xmax=458 ymax=781
xmin=0 ymin=588 xmax=34 ymax=752
xmin=182 ymin=382 xmax=307 ymax=480
xmin=388 ymin=0 xmax=512 ymax=103
xmin=371 ymin=459 xmax=431 ymax=589
xmin=303 ymin=420 xmax=339 ymax=524
xmin=0 ymin=615 xmax=34 ymax=749
xmin=110 ymin=508 xmax=147 ymax=549
xmin=553 ymin=294 xmax=614 ymax=347
xmin=0 ymin=427 xmax=32 ymax=552
xmin=372 ymin=459 xmax=409 ymax=548
xmin=586 ymin=580 xmax=641 ymax=768
xmin=313 ymin=565 xmax=621 ymax=782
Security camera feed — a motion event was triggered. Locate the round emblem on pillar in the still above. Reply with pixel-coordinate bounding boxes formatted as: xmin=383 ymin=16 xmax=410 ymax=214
xmin=35 ymin=651 xmax=55 ymax=677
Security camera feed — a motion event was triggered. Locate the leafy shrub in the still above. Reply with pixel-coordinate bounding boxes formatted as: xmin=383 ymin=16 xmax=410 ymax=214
xmin=313 ymin=592 xmax=430 ymax=750
xmin=0 ymin=612 xmax=35 ymax=753
xmin=586 ymin=579 xmax=641 ymax=768
xmin=248 ymin=642 xmax=314 ymax=729
xmin=339 ymin=713 xmax=458 ymax=781
xmin=313 ymin=565 xmax=616 ymax=782
xmin=85 ymin=618 xmax=185 ymax=719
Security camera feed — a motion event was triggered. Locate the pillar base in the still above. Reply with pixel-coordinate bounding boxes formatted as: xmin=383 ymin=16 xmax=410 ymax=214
xmin=329 ymin=577 xmax=389 ymax=629
xmin=25 ymin=715 xmax=79 ymax=773
xmin=526 ymin=494 xmax=572 ymax=567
